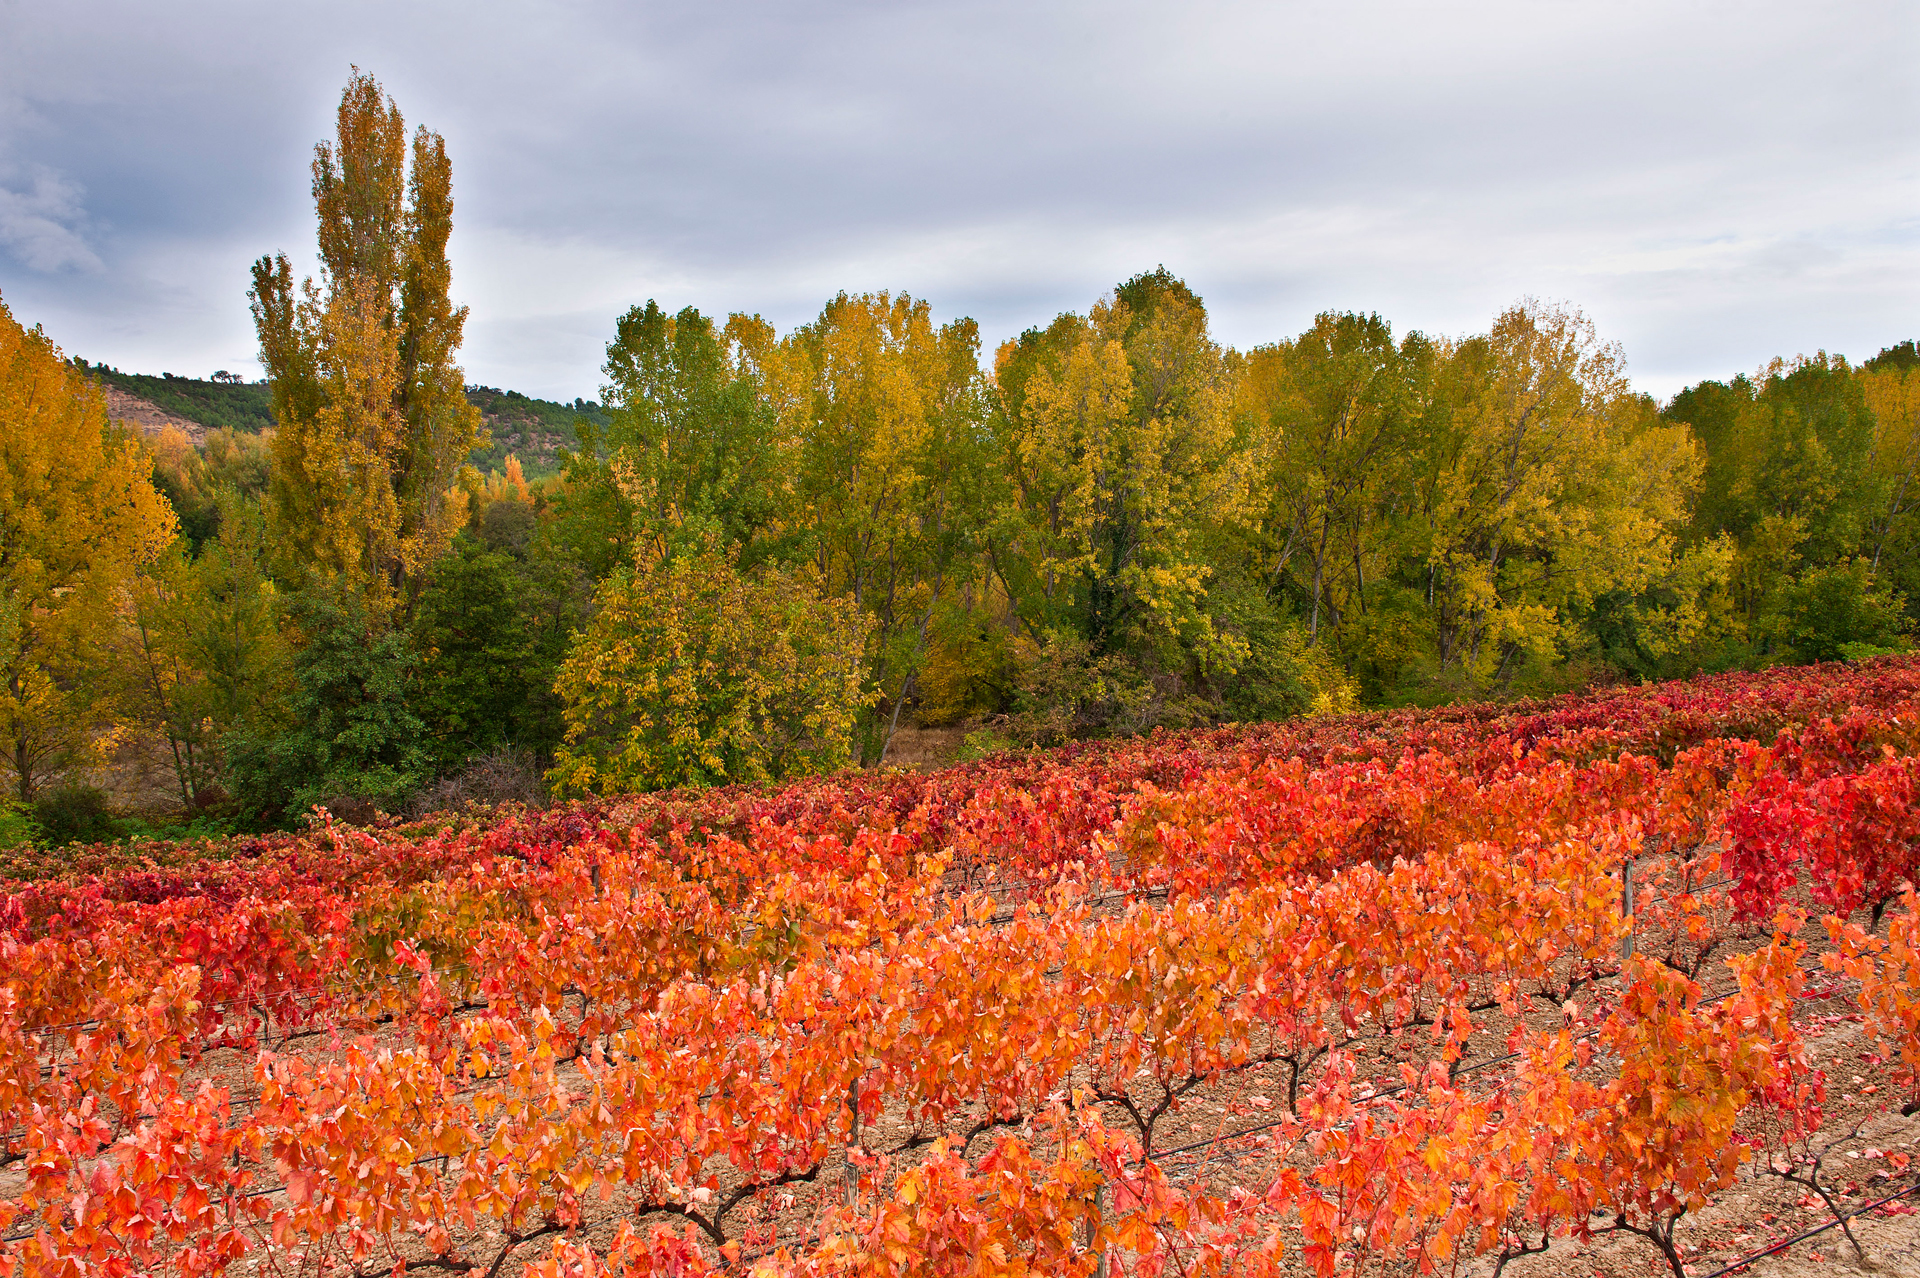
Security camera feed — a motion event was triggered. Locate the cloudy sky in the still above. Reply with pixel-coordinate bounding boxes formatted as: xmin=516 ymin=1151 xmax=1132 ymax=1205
xmin=0 ymin=1 xmax=1913 ymax=402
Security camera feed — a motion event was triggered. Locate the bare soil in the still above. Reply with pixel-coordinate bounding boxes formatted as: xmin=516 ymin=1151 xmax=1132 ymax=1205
xmin=102 ymin=384 xmax=207 ymax=444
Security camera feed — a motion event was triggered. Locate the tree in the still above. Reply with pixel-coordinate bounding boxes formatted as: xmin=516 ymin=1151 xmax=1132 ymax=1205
xmin=1409 ymin=301 xmax=1700 ymax=688
xmin=222 ymin=592 xmax=430 ymax=823
xmin=553 ymin=301 xmax=796 ymax=581
xmin=0 ymin=292 xmax=177 ymax=799
xmin=1859 ymin=362 xmax=1920 ymax=613
xmin=778 ymin=292 xmax=991 ymax=762
xmin=120 ymin=491 xmax=292 ymax=809
xmin=993 ymin=271 xmax=1252 ymax=672
xmin=250 ymin=69 xmax=481 ymax=624
xmin=409 ymin=533 xmax=575 ymax=769
xmin=122 ymin=546 xmax=219 ymax=809
xmin=548 ymin=533 xmax=873 ymax=795
xmin=1238 ymin=311 xmax=1418 ymax=645
xmin=1666 ymin=354 xmax=1875 ymax=636
xmin=1772 ymin=558 xmax=1908 ymax=662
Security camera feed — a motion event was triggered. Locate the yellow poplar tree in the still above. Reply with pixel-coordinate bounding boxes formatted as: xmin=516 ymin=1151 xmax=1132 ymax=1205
xmin=778 ymin=291 xmax=987 ymax=760
xmin=250 ymin=69 xmax=481 ymax=622
xmin=1000 ymin=274 xmax=1251 ymax=661
xmin=0 ymin=292 xmax=177 ymax=798
xmin=1860 ymin=363 xmax=1920 ymax=572
xmin=1417 ymin=300 xmax=1703 ymax=683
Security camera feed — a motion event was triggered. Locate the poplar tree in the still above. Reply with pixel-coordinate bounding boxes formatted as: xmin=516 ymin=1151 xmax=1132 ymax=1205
xmin=249 ymin=69 xmax=481 ymax=623
xmin=995 ymin=270 xmax=1251 ymax=664
xmin=779 ymin=291 xmax=989 ymax=762
xmin=1413 ymin=300 xmax=1700 ymax=685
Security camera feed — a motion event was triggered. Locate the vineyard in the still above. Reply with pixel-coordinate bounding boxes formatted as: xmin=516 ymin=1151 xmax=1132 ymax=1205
xmin=4 ymin=659 xmax=1920 ymax=1277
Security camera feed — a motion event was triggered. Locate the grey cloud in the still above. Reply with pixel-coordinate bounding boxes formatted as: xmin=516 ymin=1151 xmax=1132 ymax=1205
xmin=0 ymin=164 xmax=102 ymax=273
xmin=0 ymin=0 xmax=1913 ymax=399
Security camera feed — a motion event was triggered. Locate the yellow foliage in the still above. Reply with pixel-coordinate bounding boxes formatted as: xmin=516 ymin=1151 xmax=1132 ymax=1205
xmin=0 ymin=292 xmax=177 ymax=797
xmin=1421 ymin=300 xmax=1702 ymax=684
xmin=252 ymin=70 xmax=481 ymax=624
xmin=773 ymin=291 xmax=988 ymax=757
xmin=1281 ymin=629 xmax=1361 ymax=716
xmin=1000 ymin=285 xmax=1252 ymax=663
xmin=779 ymin=292 xmax=977 ymax=594
xmin=548 ymin=537 xmax=875 ymax=795
xmin=1861 ymin=363 xmax=1920 ymax=567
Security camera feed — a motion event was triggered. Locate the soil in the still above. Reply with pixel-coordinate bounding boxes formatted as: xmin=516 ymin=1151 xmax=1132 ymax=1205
xmin=877 ymin=726 xmax=968 ymax=771
xmin=101 ymin=384 xmax=207 ymax=444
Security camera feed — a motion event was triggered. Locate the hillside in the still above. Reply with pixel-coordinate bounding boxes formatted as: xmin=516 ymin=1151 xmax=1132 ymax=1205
xmin=97 ymin=381 xmax=212 ymax=444
xmin=464 ymin=384 xmax=611 ymax=477
xmin=75 ymin=360 xmax=610 ymax=478
xmin=82 ymin=363 xmax=276 ymax=435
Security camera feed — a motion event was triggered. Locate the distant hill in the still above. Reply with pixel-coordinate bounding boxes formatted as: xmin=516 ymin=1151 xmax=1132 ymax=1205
xmin=82 ymin=364 xmax=276 ymax=436
xmin=74 ymin=361 xmax=610 ymax=479
xmin=464 ymin=386 xmax=611 ymax=477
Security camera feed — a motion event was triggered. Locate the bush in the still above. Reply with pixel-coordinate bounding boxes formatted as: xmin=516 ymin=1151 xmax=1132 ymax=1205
xmin=30 ymin=783 xmax=122 ymax=846
xmin=548 ymin=537 xmax=874 ymax=795
xmin=1003 ymin=630 xmax=1154 ymax=746
xmin=0 ymin=798 xmax=40 ymax=849
xmin=955 ymin=726 xmax=1019 ymax=762
xmin=1774 ymin=560 xmax=1909 ymax=663
xmin=407 ymin=746 xmax=548 ymax=817
xmin=1002 ymin=630 xmax=1237 ymax=745
xmin=1840 ymin=641 xmax=1909 ymax=662
xmin=114 ymin=811 xmax=244 ymax=844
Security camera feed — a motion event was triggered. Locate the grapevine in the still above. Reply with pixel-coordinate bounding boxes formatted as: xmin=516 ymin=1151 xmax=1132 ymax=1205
xmin=2 ymin=657 xmax=1917 ymax=1276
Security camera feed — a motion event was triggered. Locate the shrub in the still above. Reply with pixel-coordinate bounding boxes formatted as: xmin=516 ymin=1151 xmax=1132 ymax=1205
xmin=30 ymin=783 xmax=122 ymax=846
xmin=0 ymin=798 xmax=40 ymax=848
xmin=549 ymin=537 xmax=873 ymax=795
xmin=955 ymin=726 xmax=1019 ymax=762
xmin=1775 ymin=560 xmax=1908 ymax=663
xmin=407 ymin=746 xmax=547 ymax=817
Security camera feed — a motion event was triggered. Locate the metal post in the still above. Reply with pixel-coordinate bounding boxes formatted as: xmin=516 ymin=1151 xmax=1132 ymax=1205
xmin=1621 ymin=858 xmax=1634 ymax=963
xmin=1094 ymin=1183 xmax=1110 ymax=1278
xmin=845 ymin=1075 xmax=860 ymax=1207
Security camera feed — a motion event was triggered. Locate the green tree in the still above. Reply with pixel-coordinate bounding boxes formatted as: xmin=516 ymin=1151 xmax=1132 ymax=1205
xmin=223 ymin=592 xmax=429 ymax=823
xmin=1864 ymin=340 xmax=1918 ymax=374
xmin=1237 ymin=311 xmax=1419 ymax=646
xmin=409 ymin=534 xmax=576 ymax=768
xmin=1665 ymin=354 xmax=1875 ymax=636
xmin=1771 ymin=559 xmax=1908 ymax=662
xmin=553 ymin=302 xmax=794 ymax=580
xmin=250 ymin=69 xmax=482 ymax=624
xmin=123 ymin=545 xmax=220 ymax=808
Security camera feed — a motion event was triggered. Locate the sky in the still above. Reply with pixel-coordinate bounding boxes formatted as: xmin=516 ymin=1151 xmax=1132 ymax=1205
xmin=0 ymin=0 xmax=1914 ymax=403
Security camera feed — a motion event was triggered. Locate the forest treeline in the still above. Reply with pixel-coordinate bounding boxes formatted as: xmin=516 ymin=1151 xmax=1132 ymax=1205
xmin=2 ymin=71 xmax=1915 ymax=836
